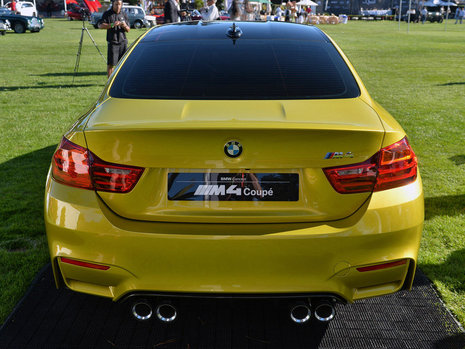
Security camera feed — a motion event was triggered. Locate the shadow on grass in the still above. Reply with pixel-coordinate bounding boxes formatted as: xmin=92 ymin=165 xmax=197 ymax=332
xmin=424 ymin=195 xmax=465 ymax=220
xmin=0 ymin=146 xmax=56 ymax=251
xmin=419 ymin=249 xmax=465 ymax=346
xmin=33 ymin=72 xmax=107 ymax=77
xmin=420 ymin=248 xmax=465 ymax=294
xmin=0 ymin=84 xmax=99 ymax=92
xmin=449 ymin=155 xmax=465 ymax=166
xmin=437 ymin=82 xmax=465 ymax=86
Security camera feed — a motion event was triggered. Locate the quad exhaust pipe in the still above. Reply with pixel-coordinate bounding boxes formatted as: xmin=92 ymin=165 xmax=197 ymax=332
xmin=130 ymin=297 xmax=335 ymax=324
xmin=289 ymin=299 xmax=336 ymax=324
xmin=290 ymin=302 xmax=312 ymax=324
xmin=314 ymin=301 xmax=336 ymax=322
xmin=131 ymin=300 xmax=153 ymax=321
xmin=131 ymin=299 xmax=177 ymax=323
xmin=156 ymin=303 xmax=177 ymax=323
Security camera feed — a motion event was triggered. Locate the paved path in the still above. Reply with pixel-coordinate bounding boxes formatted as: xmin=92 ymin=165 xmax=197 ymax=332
xmin=0 ymin=265 xmax=464 ymax=348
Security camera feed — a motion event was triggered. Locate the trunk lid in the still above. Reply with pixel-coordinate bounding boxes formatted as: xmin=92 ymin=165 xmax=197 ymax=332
xmin=84 ymin=98 xmax=384 ymax=223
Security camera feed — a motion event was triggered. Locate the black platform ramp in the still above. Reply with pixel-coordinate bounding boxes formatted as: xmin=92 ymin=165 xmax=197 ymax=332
xmin=0 ymin=265 xmax=464 ymax=349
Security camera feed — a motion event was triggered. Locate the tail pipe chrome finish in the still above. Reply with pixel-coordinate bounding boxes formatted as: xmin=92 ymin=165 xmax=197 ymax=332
xmin=290 ymin=302 xmax=312 ymax=324
xmin=156 ymin=303 xmax=177 ymax=323
xmin=131 ymin=300 xmax=153 ymax=321
xmin=314 ymin=301 xmax=336 ymax=322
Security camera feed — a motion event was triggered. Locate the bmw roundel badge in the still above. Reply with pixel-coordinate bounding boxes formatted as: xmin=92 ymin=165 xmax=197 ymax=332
xmin=224 ymin=141 xmax=243 ymax=158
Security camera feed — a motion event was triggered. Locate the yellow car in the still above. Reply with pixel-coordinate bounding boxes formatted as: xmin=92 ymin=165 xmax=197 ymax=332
xmin=45 ymin=21 xmax=423 ymax=324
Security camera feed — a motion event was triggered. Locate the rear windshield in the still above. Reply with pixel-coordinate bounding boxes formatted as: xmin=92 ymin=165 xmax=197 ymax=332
xmin=110 ymin=39 xmax=360 ymax=100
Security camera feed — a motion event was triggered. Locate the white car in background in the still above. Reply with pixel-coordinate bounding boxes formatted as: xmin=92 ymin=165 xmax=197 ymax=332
xmin=4 ymin=1 xmax=37 ymax=16
xmin=92 ymin=5 xmax=155 ymax=29
xmin=0 ymin=18 xmax=11 ymax=35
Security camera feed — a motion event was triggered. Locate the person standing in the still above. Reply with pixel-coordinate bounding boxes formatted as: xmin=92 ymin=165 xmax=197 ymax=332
xmin=275 ymin=6 xmax=283 ymax=21
xmin=8 ymin=0 xmax=16 ymax=13
xmin=164 ymin=0 xmax=180 ymax=23
xmin=99 ymin=0 xmax=130 ymax=78
xmin=200 ymin=0 xmax=219 ymax=21
xmin=456 ymin=7 xmax=465 ymax=24
xmin=284 ymin=2 xmax=290 ymax=21
xmin=421 ymin=7 xmax=427 ymax=24
xmin=228 ymin=0 xmax=241 ymax=20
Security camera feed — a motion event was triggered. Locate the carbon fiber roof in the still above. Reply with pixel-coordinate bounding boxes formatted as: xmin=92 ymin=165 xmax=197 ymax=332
xmin=141 ymin=21 xmax=330 ymax=42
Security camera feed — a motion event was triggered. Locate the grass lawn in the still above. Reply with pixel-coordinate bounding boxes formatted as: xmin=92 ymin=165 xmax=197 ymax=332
xmin=0 ymin=19 xmax=464 ymax=326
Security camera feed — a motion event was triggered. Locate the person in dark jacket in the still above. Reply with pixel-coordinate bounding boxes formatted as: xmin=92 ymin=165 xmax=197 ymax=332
xmin=99 ymin=0 xmax=130 ymax=77
xmin=164 ymin=0 xmax=180 ymax=23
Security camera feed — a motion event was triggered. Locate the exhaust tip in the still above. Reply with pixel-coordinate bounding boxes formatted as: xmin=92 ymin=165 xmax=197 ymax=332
xmin=290 ymin=304 xmax=311 ymax=324
xmin=156 ymin=304 xmax=177 ymax=323
xmin=314 ymin=302 xmax=335 ymax=322
xmin=131 ymin=301 xmax=153 ymax=321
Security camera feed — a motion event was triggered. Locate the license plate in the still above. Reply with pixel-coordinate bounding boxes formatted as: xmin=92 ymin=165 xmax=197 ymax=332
xmin=168 ymin=173 xmax=299 ymax=201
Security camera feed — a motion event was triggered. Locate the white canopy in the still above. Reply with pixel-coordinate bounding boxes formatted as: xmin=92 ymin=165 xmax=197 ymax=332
xmin=422 ymin=0 xmax=457 ymax=5
xmin=296 ymin=0 xmax=318 ymax=6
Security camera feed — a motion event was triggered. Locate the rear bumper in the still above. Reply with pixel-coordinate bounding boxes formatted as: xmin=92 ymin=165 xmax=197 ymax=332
xmin=45 ymin=173 xmax=423 ymax=303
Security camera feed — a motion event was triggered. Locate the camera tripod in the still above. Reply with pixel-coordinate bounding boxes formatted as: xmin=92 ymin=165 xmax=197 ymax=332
xmin=73 ymin=16 xmax=107 ymax=83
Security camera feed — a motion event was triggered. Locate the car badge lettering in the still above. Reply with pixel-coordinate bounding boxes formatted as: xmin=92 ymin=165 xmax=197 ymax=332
xmin=194 ymin=184 xmax=274 ymax=198
xmin=325 ymin=152 xmax=354 ymax=159
xmin=224 ymin=141 xmax=243 ymax=158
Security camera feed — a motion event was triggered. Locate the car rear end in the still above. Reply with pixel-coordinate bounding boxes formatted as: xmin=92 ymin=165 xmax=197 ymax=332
xmin=44 ymin=22 xmax=423 ymax=318
xmin=0 ymin=19 xmax=10 ymax=34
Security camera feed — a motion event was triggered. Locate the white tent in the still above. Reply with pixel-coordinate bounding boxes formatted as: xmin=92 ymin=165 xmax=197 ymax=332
xmin=422 ymin=0 xmax=457 ymax=5
xmin=296 ymin=0 xmax=317 ymax=5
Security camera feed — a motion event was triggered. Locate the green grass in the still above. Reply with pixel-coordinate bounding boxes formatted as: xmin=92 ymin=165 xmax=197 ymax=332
xmin=320 ymin=21 xmax=465 ymax=325
xmin=0 ymin=19 xmax=145 ymax=324
xmin=1 ymin=19 xmax=464 ymax=326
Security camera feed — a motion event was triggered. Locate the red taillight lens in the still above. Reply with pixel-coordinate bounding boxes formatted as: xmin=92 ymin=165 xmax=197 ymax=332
xmin=323 ymin=155 xmax=378 ymax=194
xmin=91 ymin=154 xmax=144 ymax=193
xmin=374 ymin=137 xmax=417 ymax=192
xmin=323 ymin=137 xmax=417 ymax=194
xmin=52 ymin=137 xmax=93 ymax=189
xmin=51 ymin=137 xmax=144 ymax=193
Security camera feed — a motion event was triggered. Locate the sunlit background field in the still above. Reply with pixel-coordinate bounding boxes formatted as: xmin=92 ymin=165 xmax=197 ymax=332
xmin=0 ymin=19 xmax=464 ymax=326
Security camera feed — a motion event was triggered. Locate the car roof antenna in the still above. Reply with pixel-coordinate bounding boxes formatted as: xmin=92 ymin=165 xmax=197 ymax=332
xmin=226 ymin=23 xmax=242 ymax=44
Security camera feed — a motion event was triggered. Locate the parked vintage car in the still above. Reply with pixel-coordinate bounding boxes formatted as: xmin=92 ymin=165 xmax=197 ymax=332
xmin=66 ymin=3 xmax=89 ymax=21
xmin=218 ymin=10 xmax=230 ymax=20
xmin=91 ymin=5 xmax=151 ymax=28
xmin=145 ymin=12 xmax=156 ymax=26
xmin=401 ymin=9 xmax=445 ymax=23
xmin=427 ymin=11 xmax=444 ymax=22
xmin=0 ymin=18 xmax=10 ymax=35
xmin=190 ymin=9 xmax=202 ymax=20
xmin=4 ymin=1 xmax=37 ymax=16
xmin=0 ymin=8 xmax=44 ymax=33
xmin=149 ymin=7 xmax=164 ymax=24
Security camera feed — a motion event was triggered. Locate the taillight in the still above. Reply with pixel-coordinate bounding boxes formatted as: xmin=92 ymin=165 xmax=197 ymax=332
xmin=323 ymin=137 xmax=417 ymax=194
xmin=323 ymin=155 xmax=378 ymax=194
xmin=91 ymin=154 xmax=144 ymax=193
xmin=52 ymin=137 xmax=144 ymax=193
xmin=52 ymin=137 xmax=93 ymax=189
xmin=374 ymin=137 xmax=417 ymax=192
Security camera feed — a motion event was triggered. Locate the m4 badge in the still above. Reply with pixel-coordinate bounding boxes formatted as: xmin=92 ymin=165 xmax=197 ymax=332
xmin=325 ymin=152 xmax=354 ymax=159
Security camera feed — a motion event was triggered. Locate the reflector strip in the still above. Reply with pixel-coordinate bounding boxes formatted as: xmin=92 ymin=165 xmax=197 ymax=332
xmin=60 ymin=257 xmax=110 ymax=270
xmin=356 ymin=259 xmax=407 ymax=272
